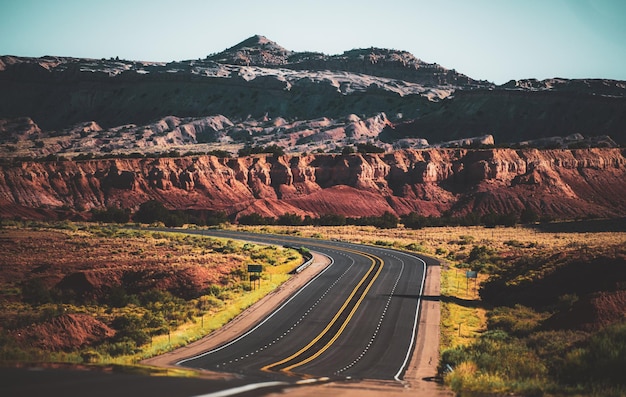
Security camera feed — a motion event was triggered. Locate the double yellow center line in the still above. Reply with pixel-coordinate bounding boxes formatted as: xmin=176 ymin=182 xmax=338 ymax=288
xmin=262 ymin=247 xmax=383 ymax=374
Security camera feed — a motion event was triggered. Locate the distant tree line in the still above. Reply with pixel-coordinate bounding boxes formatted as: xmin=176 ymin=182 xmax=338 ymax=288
xmin=237 ymin=144 xmax=285 ymax=157
xmin=91 ymin=200 xmax=546 ymax=229
xmin=91 ymin=201 xmax=227 ymax=227
xmin=339 ymin=143 xmax=386 ymax=155
xmin=401 ymin=208 xmax=541 ymax=229
xmin=238 ymin=211 xmax=399 ymax=229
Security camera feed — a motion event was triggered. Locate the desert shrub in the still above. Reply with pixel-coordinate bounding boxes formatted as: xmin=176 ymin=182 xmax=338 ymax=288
xmin=51 ymin=220 xmax=78 ymax=231
xmin=91 ymin=207 xmax=130 ymax=223
xmin=482 ymin=212 xmax=518 ymax=227
xmin=316 ymin=213 xmax=346 ymax=226
xmin=460 ymin=235 xmax=475 ymax=244
xmin=238 ymin=144 xmax=284 ymax=157
xmin=133 ymin=200 xmax=188 ymax=227
xmin=435 ymin=247 xmax=448 ymax=256
xmin=238 ymin=213 xmax=275 ymax=225
xmin=111 ymin=314 xmax=151 ymax=346
xmin=467 ymin=245 xmax=500 ymax=273
xmin=81 ymin=349 xmax=102 ymax=363
xmin=196 ymin=295 xmax=224 ymax=311
xmin=139 ymin=289 xmax=182 ymax=307
xmin=468 ymin=245 xmax=493 ymax=262
xmin=450 ymin=234 xmax=476 ymax=245
xmin=564 ymin=321 xmax=626 ymax=387
xmin=405 ymin=242 xmax=427 ymax=252
xmin=106 ymin=286 xmax=138 ymax=308
xmin=143 ymin=312 xmax=167 ymax=334
xmin=276 ymin=213 xmax=303 ymax=226
xmin=204 ymin=211 xmax=228 ymax=226
xmin=441 ymin=330 xmax=548 ymax=394
xmin=549 ymin=293 xmax=579 ymax=313
xmin=487 ymin=305 xmax=548 ymax=337
xmin=349 ymin=212 xmax=399 ymax=229
xmin=504 ymin=239 xmax=526 ymax=248
xmin=356 ymin=142 xmax=385 ymax=154
xmin=100 ymin=339 xmax=138 ymax=357
xmin=206 ymin=149 xmax=231 ymax=158
xmin=20 ymin=278 xmax=52 ymax=305
xmin=526 ymin=330 xmax=589 ymax=380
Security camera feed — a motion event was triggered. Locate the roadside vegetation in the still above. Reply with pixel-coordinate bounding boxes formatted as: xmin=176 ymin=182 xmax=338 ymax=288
xmin=0 ymin=221 xmax=302 ymax=365
xmin=2 ymin=215 xmax=625 ymax=395
xmin=235 ymin=221 xmax=626 ymax=396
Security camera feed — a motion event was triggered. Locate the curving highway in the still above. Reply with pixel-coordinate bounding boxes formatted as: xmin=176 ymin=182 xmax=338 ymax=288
xmin=0 ymin=229 xmax=439 ymax=397
xmin=174 ymin=230 xmax=434 ymax=383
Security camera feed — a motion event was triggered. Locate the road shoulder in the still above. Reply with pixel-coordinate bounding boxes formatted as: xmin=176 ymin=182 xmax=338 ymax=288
xmin=266 ymin=257 xmax=453 ymax=397
xmin=143 ymin=248 xmax=453 ymax=396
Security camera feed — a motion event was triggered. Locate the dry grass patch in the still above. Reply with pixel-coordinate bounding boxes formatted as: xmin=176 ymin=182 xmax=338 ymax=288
xmin=440 ymin=266 xmax=489 ymax=349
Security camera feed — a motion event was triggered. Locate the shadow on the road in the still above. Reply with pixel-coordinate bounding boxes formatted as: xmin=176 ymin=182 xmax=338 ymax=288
xmin=388 ymin=294 xmax=488 ymax=310
xmin=419 ymin=294 xmax=441 ymax=302
xmin=388 ymin=293 xmax=421 ymax=300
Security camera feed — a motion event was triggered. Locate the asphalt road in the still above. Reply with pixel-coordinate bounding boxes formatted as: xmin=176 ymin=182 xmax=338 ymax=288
xmin=2 ymin=229 xmax=437 ymax=397
xmin=175 ymin=230 xmax=431 ymax=382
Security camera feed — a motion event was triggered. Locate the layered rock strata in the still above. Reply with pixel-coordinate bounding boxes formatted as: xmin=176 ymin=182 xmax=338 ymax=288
xmin=1 ymin=148 xmax=625 ymax=220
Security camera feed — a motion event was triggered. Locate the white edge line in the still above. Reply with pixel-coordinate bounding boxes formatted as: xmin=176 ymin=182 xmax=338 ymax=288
xmin=176 ymin=251 xmax=335 ymax=365
xmin=393 ymin=252 xmax=427 ymax=381
xmin=190 ymin=381 xmax=288 ymax=397
xmin=190 ymin=377 xmax=332 ymax=397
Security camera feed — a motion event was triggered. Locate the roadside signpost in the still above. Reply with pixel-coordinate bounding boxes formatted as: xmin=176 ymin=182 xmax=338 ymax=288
xmin=466 ymin=270 xmax=478 ymax=295
xmin=247 ymin=264 xmax=263 ymax=290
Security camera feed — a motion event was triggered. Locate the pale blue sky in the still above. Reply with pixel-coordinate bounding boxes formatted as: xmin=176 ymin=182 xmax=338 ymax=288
xmin=1 ymin=0 xmax=624 ymax=84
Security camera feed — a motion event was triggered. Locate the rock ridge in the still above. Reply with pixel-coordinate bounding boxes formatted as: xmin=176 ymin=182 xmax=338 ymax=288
xmin=1 ymin=149 xmax=625 ymax=220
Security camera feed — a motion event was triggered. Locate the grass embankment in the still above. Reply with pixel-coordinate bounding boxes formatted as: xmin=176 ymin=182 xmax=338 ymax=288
xmin=439 ymin=266 xmax=488 ymax=351
xmin=119 ymin=257 xmax=293 ymax=365
xmin=0 ymin=221 xmax=301 ymax=365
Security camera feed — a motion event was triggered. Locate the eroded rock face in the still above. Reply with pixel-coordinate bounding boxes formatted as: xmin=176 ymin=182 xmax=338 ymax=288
xmin=1 ymin=148 xmax=625 ymax=220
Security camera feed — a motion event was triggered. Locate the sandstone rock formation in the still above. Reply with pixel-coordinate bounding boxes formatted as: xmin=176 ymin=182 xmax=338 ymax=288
xmin=1 ymin=149 xmax=624 ymax=221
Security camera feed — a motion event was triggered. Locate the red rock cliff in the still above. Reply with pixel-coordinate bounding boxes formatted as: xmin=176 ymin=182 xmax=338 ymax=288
xmin=1 ymin=149 xmax=625 ymax=220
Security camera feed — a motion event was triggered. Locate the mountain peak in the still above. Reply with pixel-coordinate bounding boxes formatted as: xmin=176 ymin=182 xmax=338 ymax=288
xmin=206 ymin=35 xmax=488 ymax=87
xmin=208 ymin=35 xmax=292 ymax=66
xmin=236 ymin=34 xmax=275 ymax=47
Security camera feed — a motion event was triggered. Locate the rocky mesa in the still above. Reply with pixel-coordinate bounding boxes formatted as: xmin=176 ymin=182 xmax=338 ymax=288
xmin=2 ymin=34 xmax=625 ymax=152
xmin=1 ymin=148 xmax=625 ymax=221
